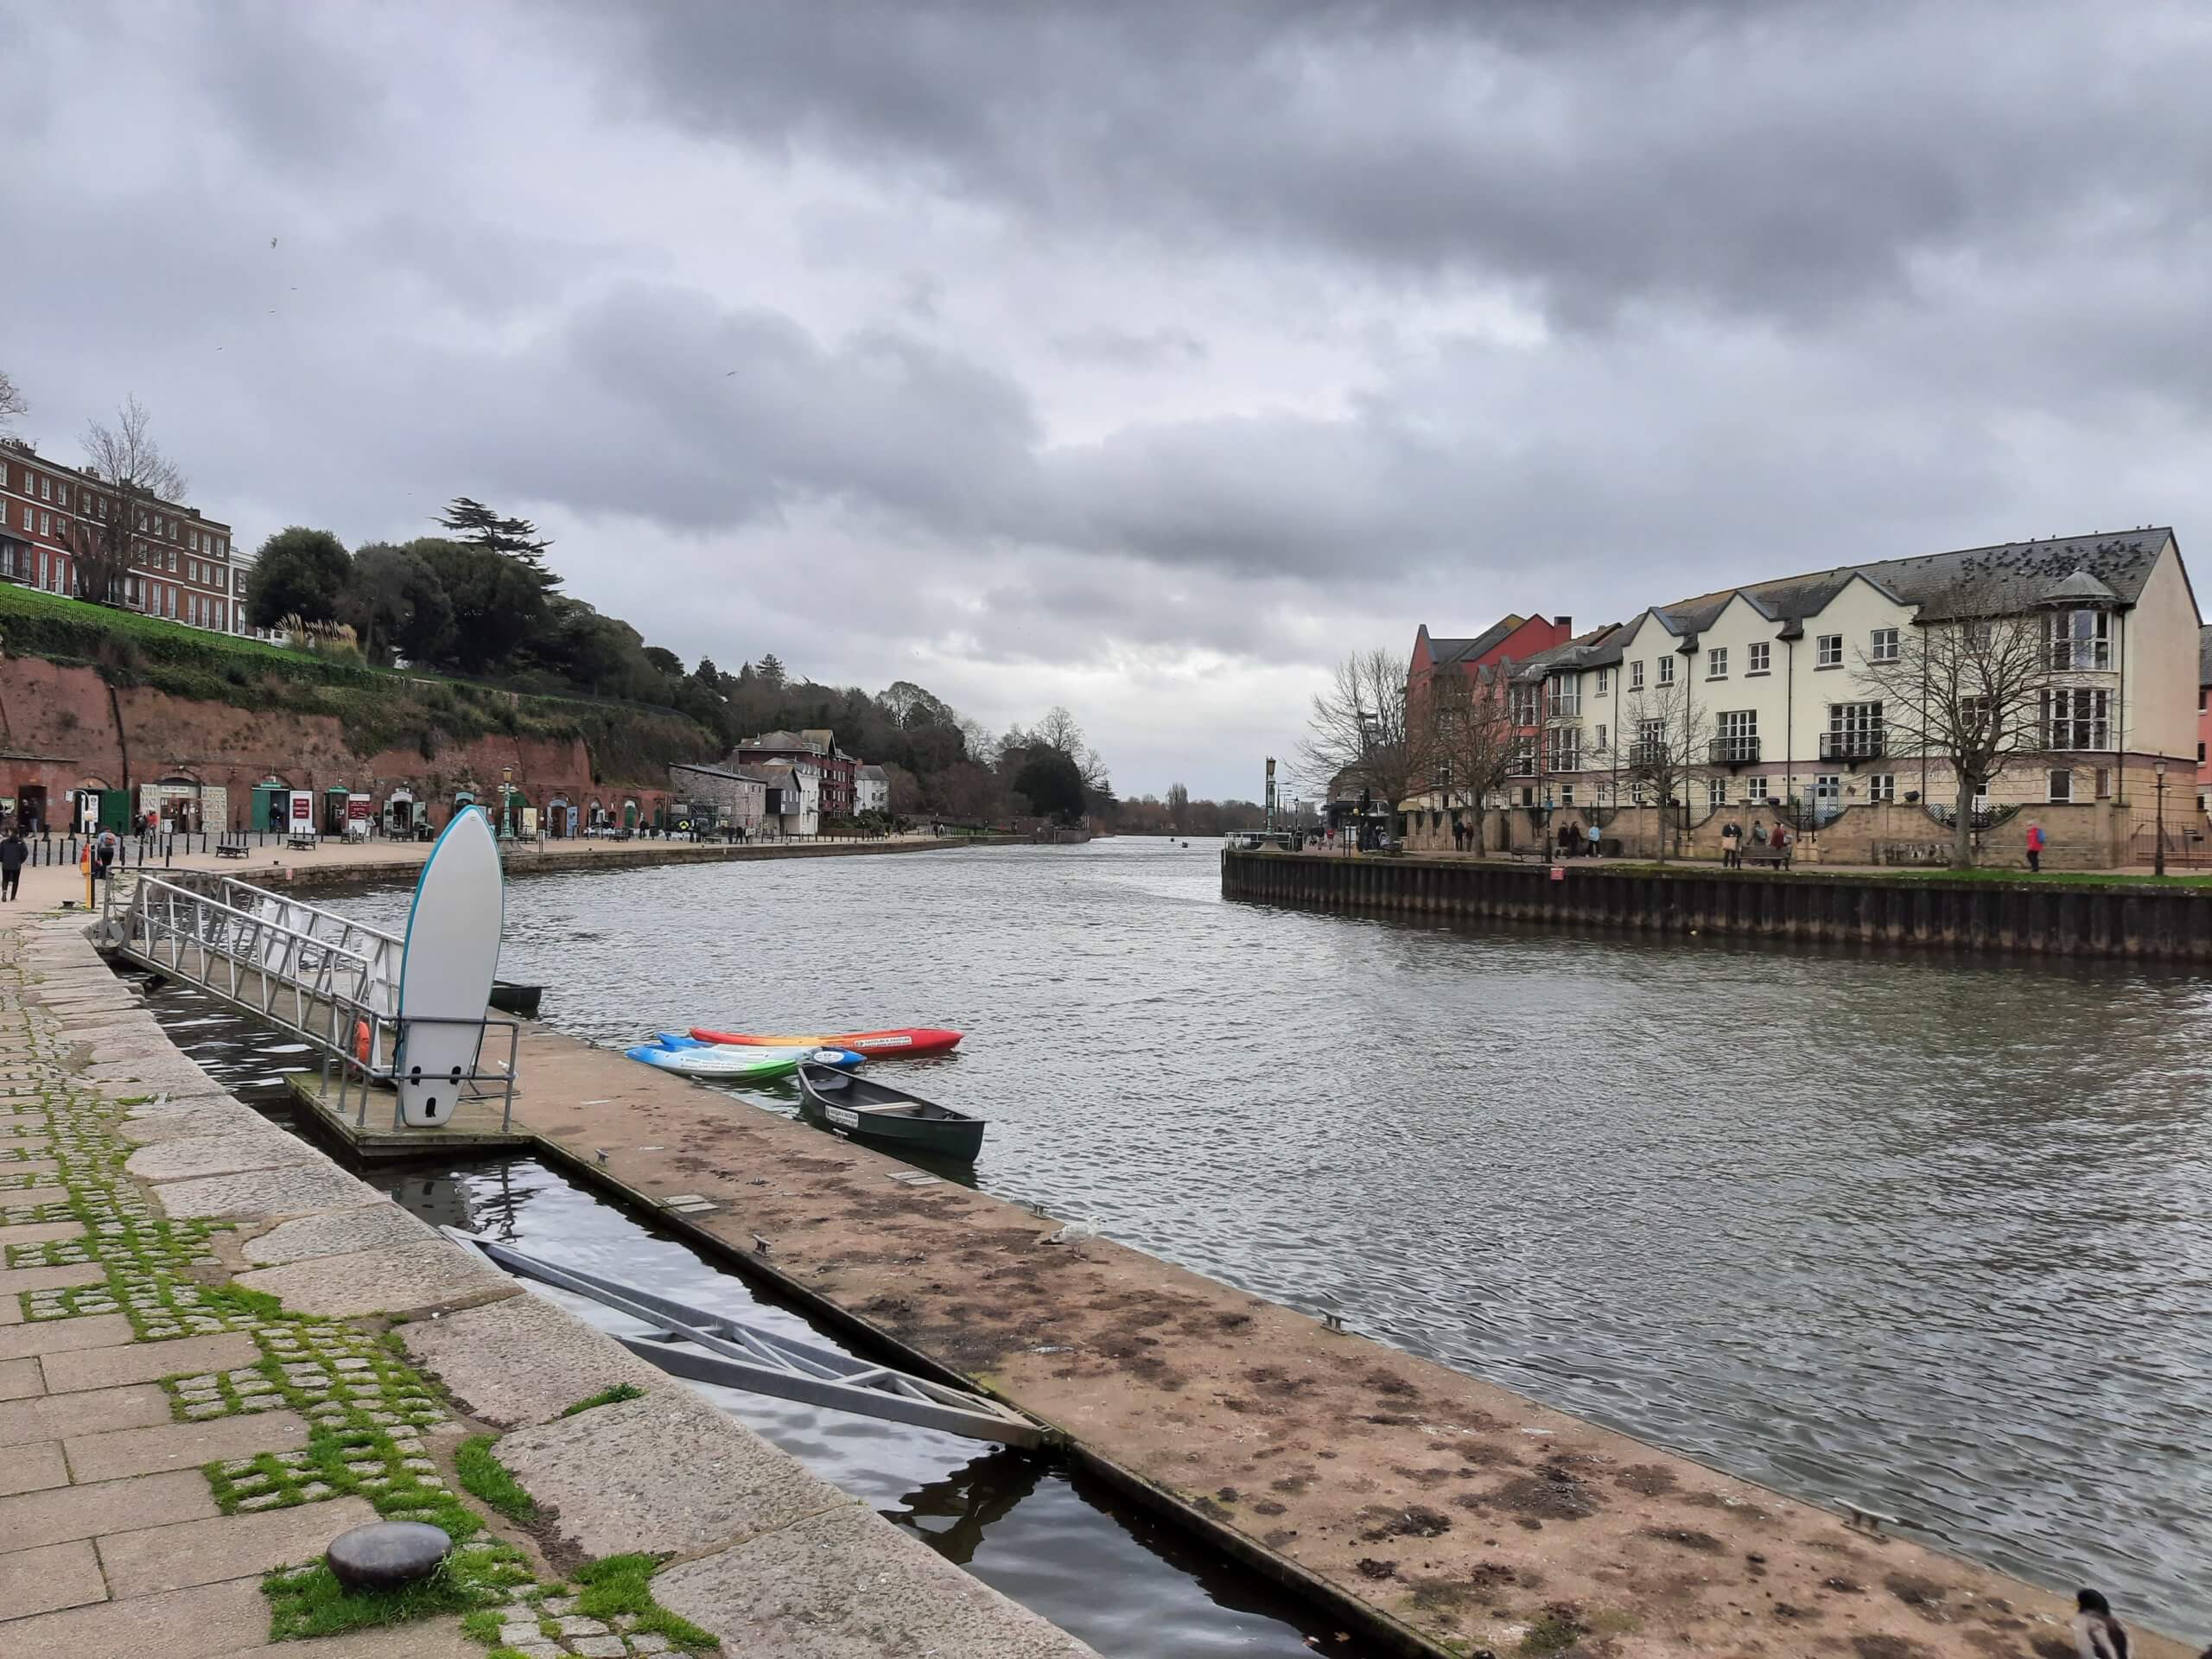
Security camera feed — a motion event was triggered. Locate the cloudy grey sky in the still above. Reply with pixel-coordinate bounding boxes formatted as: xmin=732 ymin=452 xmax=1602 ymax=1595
xmin=4 ymin=1 xmax=2209 ymax=799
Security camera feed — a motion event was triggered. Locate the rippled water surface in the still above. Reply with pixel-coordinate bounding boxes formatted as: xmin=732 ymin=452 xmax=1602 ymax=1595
xmin=331 ymin=838 xmax=2212 ymax=1634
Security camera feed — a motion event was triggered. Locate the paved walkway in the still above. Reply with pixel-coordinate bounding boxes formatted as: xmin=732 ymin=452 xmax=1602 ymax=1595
xmin=0 ymin=909 xmax=1095 ymax=1658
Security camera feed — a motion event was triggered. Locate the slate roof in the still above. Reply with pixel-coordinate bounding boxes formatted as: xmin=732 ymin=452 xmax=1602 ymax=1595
xmin=1423 ymin=615 xmax=1523 ymax=667
xmin=2200 ymin=623 xmax=2212 ymax=688
xmin=1650 ymin=529 xmax=2173 ymax=632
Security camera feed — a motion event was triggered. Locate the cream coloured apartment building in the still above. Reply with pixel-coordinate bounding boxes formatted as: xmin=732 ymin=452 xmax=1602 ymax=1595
xmin=1447 ymin=528 xmax=2198 ymax=823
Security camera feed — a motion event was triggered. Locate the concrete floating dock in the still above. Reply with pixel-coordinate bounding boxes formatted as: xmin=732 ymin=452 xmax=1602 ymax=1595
xmin=505 ymin=1022 xmax=2197 ymax=1659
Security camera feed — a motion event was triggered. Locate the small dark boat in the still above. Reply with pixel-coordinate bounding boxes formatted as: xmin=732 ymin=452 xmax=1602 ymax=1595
xmin=796 ymin=1061 xmax=987 ymax=1162
xmin=489 ymin=981 xmax=543 ymax=1018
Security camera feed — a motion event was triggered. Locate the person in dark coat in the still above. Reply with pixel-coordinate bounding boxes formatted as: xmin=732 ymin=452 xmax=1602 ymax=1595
xmin=0 ymin=828 xmax=24 ymax=903
xmin=2072 ymin=1588 xmax=2129 ymax=1659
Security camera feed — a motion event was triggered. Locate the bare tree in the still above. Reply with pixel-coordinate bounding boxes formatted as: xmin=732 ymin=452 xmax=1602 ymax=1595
xmin=70 ymin=397 xmax=188 ymax=607
xmin=1300 ymin=647 xmax=1423 ymax=820
xmin=0 ymin=368 xmax=26 ymax=434
xmin=1423 ymin=666 xmax=1517 ymax=850
xmin=1165 ymin=781 xmax=1191 ymax=825
xmin=1856 ymin=607 xmax=2063 ymax=868
xmin=1621 ymin=676 xmax=1708 ymax=861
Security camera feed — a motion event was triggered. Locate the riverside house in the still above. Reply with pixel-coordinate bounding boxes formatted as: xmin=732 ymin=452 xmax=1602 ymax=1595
xmin=1403 ymin=528 xmax=2200 ymax=868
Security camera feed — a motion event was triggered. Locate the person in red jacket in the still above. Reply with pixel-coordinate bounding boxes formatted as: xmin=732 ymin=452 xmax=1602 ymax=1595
xmin=2025 ymin=819 xmax=2045 ymax=874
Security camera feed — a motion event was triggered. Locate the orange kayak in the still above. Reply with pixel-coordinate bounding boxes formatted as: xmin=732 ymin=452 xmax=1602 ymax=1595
xmin=690 ymin=1026 xmax=963 ymax=1058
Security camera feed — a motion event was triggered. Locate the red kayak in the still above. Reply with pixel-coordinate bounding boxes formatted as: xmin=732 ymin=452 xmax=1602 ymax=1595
xmin=690 ymin=1026 xmax=963 ymax=1058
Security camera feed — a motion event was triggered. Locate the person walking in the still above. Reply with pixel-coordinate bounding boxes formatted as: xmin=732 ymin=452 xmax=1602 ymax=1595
xmin=1586 ymin=819 xmax=1601 ymax=859
xmin=1721 ymin=818 xmax=1741 ymax=868
xmin=93 ymin=825 xmax=119 ymax=882
xmin=0 ymin=827 xmax=24 ymax=903
xmin=2026 ymin=818 xmax=2046 ymax=874
xmin=2071 ymin=1589 xmax=2129 ymax=1658
xmin=1771 ymin=822 xmax=1792 ymax=869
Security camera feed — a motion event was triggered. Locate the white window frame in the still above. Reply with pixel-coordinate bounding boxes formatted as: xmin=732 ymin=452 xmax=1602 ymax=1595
xmin=1707 ymin=646 xmax=1727 ymax=678
xmin=1707 ymin=777 xmax=1728 ymax=807
xmin=38 ymin=477 xmax=51 ymax=501
xmin=1657 ymin=655 xmax=1675 ymax=686
xmin=2043 ymin=688 xmax=2109 ymax=751
xmin=1629 ymin=660 xmax=1644 ymax=691
xmin=1745 ymin=775 xmax=1768 ymax=804
xmin=1595 ymin=667 xmax=1610 ymax=695
xmin=1814 ymin=773 xmax=1842 ymax=800
xmin=1747 ymin=642 xmax=1770 ymax=674
xmin=2048 ymin=770 xmax=2073 ymax=804
xmin=1816 ymin=633 xmax=1843 ymax=668
xmin=1869 ymin=626 xmax=1899 ymax=663
xmin=2046 ymin=608 xmax=2111 ymax=671
xmin=1867 ymin=774 xmax=1895 ymax=803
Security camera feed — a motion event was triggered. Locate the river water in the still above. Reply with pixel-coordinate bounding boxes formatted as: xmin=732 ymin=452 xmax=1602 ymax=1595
xmin=327 ymin=839 xmax=2212 ymax=1637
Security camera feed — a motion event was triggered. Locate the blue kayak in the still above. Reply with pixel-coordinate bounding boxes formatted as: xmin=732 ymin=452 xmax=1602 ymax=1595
xmin=626 ymin=1034 xmax=864 ymax=1081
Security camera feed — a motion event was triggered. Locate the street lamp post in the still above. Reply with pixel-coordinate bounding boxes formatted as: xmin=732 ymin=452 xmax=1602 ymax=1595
xmin=2154 ymin=760 xmax=2167 ymax=877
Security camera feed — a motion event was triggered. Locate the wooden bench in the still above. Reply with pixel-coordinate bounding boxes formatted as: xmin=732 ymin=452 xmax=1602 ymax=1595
xmin=285 ymin=834 xmax=318 ymax=851
xmin=1741 ymin=844 xmax=1789 ymax=869
xmin=215 ymin=839 xmax=249 ymax=860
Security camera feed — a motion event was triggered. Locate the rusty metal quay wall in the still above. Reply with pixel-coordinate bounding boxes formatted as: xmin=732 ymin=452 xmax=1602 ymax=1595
xmin=1223 ymin=849 xmax=2212 ymax=963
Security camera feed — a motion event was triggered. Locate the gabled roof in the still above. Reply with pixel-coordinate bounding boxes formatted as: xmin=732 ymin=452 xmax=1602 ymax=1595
xmin=738 ymin=730 xmax=824 ymax=753
xmin=856 ymin=763 xmax=888 ymax=780
xmin=1503 ymin=625 xmax=1630 ymax=681
xmin=672 ymin=761 xmax=770 ymax=785
xmin=1655 ymin=530 xmax=2173 ymax=630
xmin=1422 ymin=614 xmax=1524 ymax=667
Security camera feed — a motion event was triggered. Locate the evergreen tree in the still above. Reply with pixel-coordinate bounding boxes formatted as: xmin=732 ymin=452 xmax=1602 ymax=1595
xmin=436 ymin=497 xmax=561 ymax=590
xmin=757 ymin=652 xmax=787 ymax=690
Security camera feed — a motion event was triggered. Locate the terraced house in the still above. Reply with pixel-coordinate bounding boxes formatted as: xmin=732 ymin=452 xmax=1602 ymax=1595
xmin=1406 ymin=529 xmax=2199 ymax=868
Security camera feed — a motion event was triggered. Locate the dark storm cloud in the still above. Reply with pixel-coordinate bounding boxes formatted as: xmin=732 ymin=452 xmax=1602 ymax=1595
xmin=9 ymin=0 xmax=2212 ymax=793
xmin=593 ymin=0 xmax=2212 ymax=325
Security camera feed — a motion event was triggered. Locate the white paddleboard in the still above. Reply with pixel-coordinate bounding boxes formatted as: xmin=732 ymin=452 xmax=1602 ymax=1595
xmin=394 ymin=807 xmax=504 ymax=1126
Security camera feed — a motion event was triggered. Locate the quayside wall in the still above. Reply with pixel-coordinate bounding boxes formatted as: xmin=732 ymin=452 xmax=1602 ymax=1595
xmin=1223 ymin=848 xmax=2212 ymax=963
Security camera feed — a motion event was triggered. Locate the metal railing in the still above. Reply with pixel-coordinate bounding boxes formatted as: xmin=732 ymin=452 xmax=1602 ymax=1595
xmin=446 ymin=1230 xmax=1043 ymax=1446
xmin=109 ymin=872 xmax=518 ymax=1132
xmin=1821 ymin=731 xmax=1886 ymax=761
xmin=1708 ymin=735 xmax=1761 ymax=766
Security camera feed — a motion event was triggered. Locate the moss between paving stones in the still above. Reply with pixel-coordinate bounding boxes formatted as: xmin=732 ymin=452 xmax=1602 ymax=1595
xmin=6 ymin=950 xmax=717 ymax=1656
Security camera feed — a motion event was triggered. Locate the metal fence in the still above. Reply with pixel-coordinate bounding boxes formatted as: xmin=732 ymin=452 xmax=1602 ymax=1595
xmin=110 ymin=872 xmax=518 ymax=1131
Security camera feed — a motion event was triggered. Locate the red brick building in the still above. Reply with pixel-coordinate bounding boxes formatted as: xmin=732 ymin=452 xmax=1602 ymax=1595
xmin=0 ymin=438 xmax=237 ymax=633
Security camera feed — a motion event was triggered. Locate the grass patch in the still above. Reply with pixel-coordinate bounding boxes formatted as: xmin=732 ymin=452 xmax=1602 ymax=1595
xmin=262 ymin=1543 xmax=531 ymax=1642
xmin=571 ymin=1554 xmax=721 ymax=1651
xmin=558 ymin=1382 xmax=645 ymax=1418
xmin=461 ymin=1608 xmax=505 ymax=1644
xmin=455 ymin=1434 xmax=538 ymax=1523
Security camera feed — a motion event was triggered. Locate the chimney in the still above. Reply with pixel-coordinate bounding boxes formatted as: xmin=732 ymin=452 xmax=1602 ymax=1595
xmin=1553 ymin=615 xmax=1573 ymax=632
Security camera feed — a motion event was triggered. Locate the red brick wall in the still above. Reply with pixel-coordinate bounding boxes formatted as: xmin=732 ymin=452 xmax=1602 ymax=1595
xmin=0 ymin=657 xmax=674 ymax=831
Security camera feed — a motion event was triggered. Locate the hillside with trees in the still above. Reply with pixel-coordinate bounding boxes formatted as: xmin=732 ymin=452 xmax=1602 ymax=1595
xmin=244 ymin=500 xmax=1110 ymax=824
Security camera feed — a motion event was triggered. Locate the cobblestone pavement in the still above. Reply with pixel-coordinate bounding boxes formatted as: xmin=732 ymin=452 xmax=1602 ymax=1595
xmin=0 ymin=921 xmax=674 ymax=1658
xmin=0 ymin=911 xmax=1099 ymax=1659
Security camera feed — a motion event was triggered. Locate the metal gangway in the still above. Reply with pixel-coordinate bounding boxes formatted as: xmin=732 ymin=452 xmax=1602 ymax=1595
xmin=106 ymin=872 xmax=519 ymax=1131
xmin=447 ymin=1230 xmax=1045 ymax=1448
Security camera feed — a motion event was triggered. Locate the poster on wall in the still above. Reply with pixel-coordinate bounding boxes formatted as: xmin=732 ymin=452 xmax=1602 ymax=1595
xmin=288 ymin=791 xmax=315 ymax=834
xmin=346 ymin=794 xmax=372 ymax=838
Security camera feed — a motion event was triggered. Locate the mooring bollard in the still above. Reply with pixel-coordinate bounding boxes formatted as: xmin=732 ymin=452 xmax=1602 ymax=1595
xmin=325 ymin=1521 xmax=452 ymax=1590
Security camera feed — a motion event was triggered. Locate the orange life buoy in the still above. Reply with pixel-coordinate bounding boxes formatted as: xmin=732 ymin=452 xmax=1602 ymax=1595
xmin=354 ymin=1020 xmax=372 ymax=1064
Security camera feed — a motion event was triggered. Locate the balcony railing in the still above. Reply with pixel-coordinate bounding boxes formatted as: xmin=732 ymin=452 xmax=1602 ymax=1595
xmin=1626 ymin=741 xmax=1667 ymax=770
xmin=1547 ymin=753 xmax=1581 ymax=774
xmin=1707 ymin=735 xmax=1761 ymax=766
xmin=1820 ymin=731 xmax=1885 ymax=762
